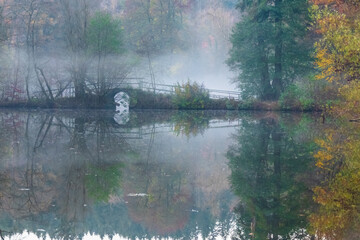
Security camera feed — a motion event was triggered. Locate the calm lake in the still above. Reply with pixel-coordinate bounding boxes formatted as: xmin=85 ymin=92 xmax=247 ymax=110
xmin=0 ymin=109 xmax=352 ymax=239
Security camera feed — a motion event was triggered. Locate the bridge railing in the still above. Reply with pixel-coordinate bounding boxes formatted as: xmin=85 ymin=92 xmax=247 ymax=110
xmin=32 ymin=80 xmax=241 ymax=101
xmin=134 ymin=81 xmax=241 ymax=100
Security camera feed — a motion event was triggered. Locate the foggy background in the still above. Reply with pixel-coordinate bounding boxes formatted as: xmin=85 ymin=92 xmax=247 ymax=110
xmin=118 ymin=0 xmax=238 ymax=90
xmin=0 ymin=0 xmax=238 ymax=101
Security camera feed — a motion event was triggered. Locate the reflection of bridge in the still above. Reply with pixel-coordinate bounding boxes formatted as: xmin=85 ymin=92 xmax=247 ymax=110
xmin=38 ymin=80 xmax=241 ymax=100
xmin=57 ymin=117 xmax=241 ymax=140
xmin=112 ymin=120 xmax=241 ymax=139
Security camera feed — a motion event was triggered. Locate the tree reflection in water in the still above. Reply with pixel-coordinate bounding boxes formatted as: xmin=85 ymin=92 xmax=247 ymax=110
xmin=310 ymin=120 xmax=360 ymax=240
xmin=228 ymin=113 xmax=318 ymax=240
xmin=3 ymin=110 xmax=357 ymax=239
xmin=0 ymin=110 xmax=239 ymax=239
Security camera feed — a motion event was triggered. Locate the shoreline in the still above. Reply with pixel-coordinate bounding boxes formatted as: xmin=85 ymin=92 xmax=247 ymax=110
xmin=0 ymin=88 xmax=323 ymax=112
xmin=0 ymin=99 xmax=322 ymax=112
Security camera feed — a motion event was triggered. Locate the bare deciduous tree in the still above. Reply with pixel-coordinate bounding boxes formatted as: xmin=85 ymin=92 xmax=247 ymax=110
xmin=59 ymin=0 xmax=97 ymax=101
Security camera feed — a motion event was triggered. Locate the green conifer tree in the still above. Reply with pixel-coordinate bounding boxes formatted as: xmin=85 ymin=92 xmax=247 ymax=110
xmin=227 ymin=0 xmax=313 ymax=100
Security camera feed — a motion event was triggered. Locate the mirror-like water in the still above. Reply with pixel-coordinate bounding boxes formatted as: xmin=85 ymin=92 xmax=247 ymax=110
xmin=0 ymin=110 xmax=356 ymax=240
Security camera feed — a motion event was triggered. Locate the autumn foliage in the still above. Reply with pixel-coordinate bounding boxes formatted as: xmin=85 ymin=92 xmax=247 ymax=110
xmin=311 ymin=123 xmax=360 ymax=239
xmin=311 ymin=0 xmax=360 ymax=119
xmin=310 ymin=0 xmax=360 ymax=238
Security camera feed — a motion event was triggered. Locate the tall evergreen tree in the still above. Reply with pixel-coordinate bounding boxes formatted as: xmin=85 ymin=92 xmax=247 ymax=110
xmin=227 ymin=0 xmax=312 ymax=100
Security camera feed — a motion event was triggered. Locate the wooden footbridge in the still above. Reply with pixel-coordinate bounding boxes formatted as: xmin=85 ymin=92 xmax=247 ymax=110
xmin=42 ymin=80 xmax=241 ymax=101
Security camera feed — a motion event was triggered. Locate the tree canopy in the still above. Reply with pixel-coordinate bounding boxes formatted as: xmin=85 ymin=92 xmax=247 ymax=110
xmin=87 ymin=12 xmax=123 ymax=57
xmin=227 ymin=0 xmax=313 ymax=100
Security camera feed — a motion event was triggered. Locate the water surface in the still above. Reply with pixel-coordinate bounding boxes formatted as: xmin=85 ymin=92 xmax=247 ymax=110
xmin=0 ymin=109 xmax=348 ymax=239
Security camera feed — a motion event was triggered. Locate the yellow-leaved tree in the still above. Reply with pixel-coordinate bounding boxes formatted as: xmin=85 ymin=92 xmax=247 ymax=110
xmin=311 ymin=0 xmax=360 ymax=119
xmin=310 ymin=1 xmax=360 ymax=239
xmin=310 ymin=122 xmax=360 ymax=239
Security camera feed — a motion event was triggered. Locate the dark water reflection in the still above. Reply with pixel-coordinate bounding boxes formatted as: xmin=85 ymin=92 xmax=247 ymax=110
xmin=0 ymin=110 xmax=327 ymax=239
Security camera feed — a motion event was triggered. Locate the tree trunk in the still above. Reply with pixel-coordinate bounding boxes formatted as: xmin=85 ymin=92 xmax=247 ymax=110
xmin=273 ymin=0 xmax=283 ymax=100
xmin=256 ymin=1 xmax=273 ymax=100
xmin=74 ymin=55 xmax=86 ymax=102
